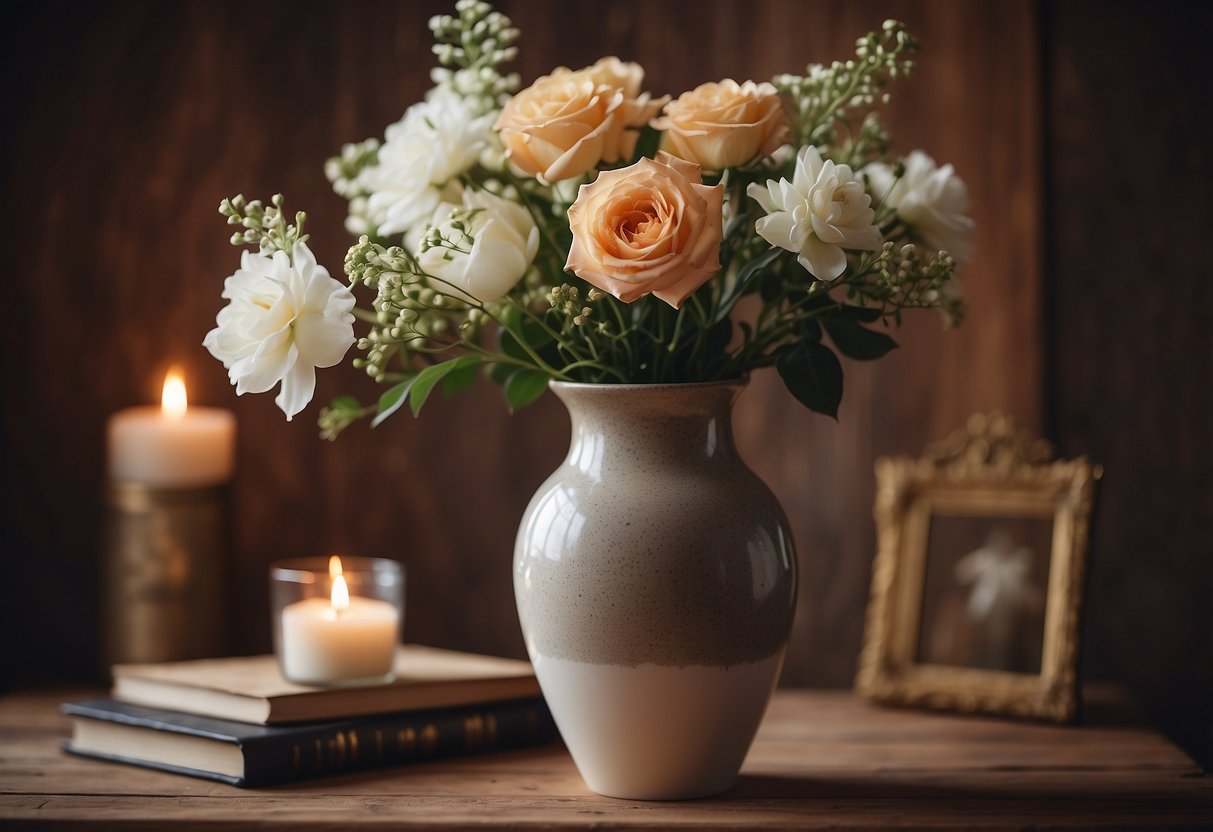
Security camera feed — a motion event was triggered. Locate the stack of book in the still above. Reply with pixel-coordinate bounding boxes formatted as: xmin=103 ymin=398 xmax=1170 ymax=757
xmin=62 ymin=645 xmax=555 ymax=786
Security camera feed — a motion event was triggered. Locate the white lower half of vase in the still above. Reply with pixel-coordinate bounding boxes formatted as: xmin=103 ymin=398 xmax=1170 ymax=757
xmin=531 ymin=651 xmax=785 ymax=800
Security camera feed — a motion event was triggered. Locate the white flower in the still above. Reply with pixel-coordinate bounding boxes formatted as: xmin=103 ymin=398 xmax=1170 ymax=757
xmin=747 ymin=145 xmax=882 ymax=281
xmin=359 ymin=97 xmax=494 ymax=236
xmin=865 ymin=150 xmax=975 ymax=262
xmin=203 ymin=242 xmax=355 ymax=421
xmin=416 ymin=189 xmax=538 ymax=303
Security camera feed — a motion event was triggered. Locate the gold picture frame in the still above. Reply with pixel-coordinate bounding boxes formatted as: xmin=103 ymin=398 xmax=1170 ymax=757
xmin=855 ymin=413 xmax=1101 ymax=722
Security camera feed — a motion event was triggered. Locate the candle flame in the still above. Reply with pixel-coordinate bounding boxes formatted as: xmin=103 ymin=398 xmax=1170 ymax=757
xmin=331 ymin=574 xmax=350 ymax=612
xmin=329 ymin=556 xmax=348 ymax=611
xmin=161 ymin=368 xmax=188 ymax=420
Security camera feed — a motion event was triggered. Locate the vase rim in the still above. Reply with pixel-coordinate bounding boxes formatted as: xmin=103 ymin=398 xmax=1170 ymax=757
xmin=549 ymin=374 xmax=749 ymax=393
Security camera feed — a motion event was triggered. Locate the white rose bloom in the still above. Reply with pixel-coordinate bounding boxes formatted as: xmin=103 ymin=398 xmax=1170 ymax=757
xmin=417 ymin=189 xmax=539 ymax=303
xmin=203 ymin=242 xmax=355 ymax=421
xmin=865 ymin=150 xmax=975 ymax=262
xmin=359 ymin=97 xmax=494 ymax=236
xmin=747 ymin=145 xmax=883 ymax=281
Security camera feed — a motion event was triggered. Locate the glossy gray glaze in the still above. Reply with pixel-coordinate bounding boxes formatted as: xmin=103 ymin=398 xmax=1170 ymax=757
xmin=514 ymin=379 xmax=798 ymax=667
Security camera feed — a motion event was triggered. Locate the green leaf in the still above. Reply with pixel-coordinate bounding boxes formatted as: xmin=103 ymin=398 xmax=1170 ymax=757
xmin=499 ymin=314 xmax=555 ymax=366
xmin=442 ymin=359 xmax=482 ymax=396
xmin=821 ymin=316 xmax=898 ymax=360
xmin=776 ymin=339 xmax=843 ymax=419
xmin=833 ymin=303 xmax=883 ymax=323
xmin=737 ymin=246 xmax=782 ymax=290
xmin=501 ymin=304 xmax=524 ymax=332
xmin=409 ymin=356 xmax=480 ymax=417
xmin=759 ymin=270 xmax=784 ymax=303
xmin=489 ymin=363 xmax=518 ymax=386
xmin=371 ymin=376 xmax=417 ymax=428
xmin=721 ymin=247 xmax=783 ymax=316
xmin=504 ymin=369 xmax=550 ymax=412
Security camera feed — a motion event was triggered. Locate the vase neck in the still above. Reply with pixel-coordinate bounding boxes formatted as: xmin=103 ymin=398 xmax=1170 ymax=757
xmin=551 ymin=381 xmax=744 ymax=474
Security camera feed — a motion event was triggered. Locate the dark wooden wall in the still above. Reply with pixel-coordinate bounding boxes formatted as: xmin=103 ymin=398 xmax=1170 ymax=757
xmin=1044 ymin=1 xmax=1212 ymax=766
xmin=1 ymin=1 xmax=1207 ymax=765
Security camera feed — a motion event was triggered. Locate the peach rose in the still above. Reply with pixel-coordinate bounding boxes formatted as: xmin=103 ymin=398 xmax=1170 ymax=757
xmin=565 ymin=151 xmax=723 ymax=309
xmin=652 ymin=79 xmax=789 ymax=171
xmin=495 ymin=58 xmax=666 ymax=184
xmin=573 ymin=57 xmax=667 ymax=161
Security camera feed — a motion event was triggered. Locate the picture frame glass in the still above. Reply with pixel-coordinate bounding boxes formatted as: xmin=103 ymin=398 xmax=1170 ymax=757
xmin=917 ymin=513 xmax=1054 ymax=675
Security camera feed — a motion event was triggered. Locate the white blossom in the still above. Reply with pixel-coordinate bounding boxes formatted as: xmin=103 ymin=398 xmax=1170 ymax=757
xmin=203 ymin=242 xmax=355 ymax=421
xmin=417 ymin=189 xmax=538 ymax=303
xmin=747 ymin=145 xmax=882 ymax=281
xmin=359 ymin=96 xmax=494 ymax=236
xmin=865 ymin=150 xmax=975 ymax=262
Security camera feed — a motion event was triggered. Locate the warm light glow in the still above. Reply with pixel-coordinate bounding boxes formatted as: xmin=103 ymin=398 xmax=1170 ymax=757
xmin=329 ymin=556 xmax=348 ymax=612
xmin=331 ymin=574 xmax=350 ymax=612
xmin=161 ymin=368 xmax=188 ymax=420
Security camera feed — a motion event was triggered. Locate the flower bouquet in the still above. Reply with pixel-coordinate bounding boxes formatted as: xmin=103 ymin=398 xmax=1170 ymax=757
xmin=203 ymin=0 xmax=974 ymax=800
xmin=204 ymin=2 xmax=971 ymax=431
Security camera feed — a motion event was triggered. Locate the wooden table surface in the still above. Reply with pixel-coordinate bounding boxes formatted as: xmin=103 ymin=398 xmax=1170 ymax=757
xmin=1 ymin=689 xmax=1209 ymax=830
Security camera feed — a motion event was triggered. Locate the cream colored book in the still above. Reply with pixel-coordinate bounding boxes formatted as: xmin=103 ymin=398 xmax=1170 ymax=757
xmin=111 ymin=645 xmax=540 ymax=724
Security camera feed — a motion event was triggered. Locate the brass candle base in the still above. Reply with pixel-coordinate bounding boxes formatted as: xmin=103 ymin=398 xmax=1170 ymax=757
xmin=104 ymin=482 xmax=229 ymax=665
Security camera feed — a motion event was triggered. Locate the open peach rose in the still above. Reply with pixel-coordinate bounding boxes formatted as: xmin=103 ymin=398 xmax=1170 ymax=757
xmin=495 ymin=58 xmax=666 ymax=183
xmin=565 ymin=151 xmax=723 ymax=308
xmin=653 ymin=79 xmax=789 ymax=171
xmin=573 ymin=57 xmax=667 ymax=163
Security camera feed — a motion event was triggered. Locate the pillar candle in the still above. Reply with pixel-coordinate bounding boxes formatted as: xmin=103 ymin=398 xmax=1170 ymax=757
xmin=108 ymin=369 xmax=235 ymax=487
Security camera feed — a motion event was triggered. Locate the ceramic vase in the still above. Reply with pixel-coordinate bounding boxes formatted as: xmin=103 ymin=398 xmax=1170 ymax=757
xmin=514 ymin=379 xmax=798 ymax=800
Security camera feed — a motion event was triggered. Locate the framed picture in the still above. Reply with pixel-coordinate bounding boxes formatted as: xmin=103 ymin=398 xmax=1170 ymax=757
xmin=855 ymin=413 xmax=1101 ymax=722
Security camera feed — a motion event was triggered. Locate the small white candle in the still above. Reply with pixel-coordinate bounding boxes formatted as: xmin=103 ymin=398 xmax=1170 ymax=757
xmin=280 ymin=557 xmax=400 ymax=684
xmin=108 ymin=369 xmax=235 ymax=487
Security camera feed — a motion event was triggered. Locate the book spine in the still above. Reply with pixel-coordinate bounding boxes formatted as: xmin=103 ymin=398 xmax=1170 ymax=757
xmin=241 ymin=699 xmax=555 ymax=786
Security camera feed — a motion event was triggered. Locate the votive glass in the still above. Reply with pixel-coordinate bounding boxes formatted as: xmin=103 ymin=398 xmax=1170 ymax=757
xmin=270 ymin=556 xmax=405 ymax=686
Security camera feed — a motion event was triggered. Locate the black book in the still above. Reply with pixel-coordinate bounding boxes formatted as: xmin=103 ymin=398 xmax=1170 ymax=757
xmin=63 ymin=697 xmax=556 ymax=787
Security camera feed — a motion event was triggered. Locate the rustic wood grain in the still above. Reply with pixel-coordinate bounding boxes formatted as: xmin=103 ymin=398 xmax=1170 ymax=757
xmin=1 ymin=689 xmax=1209 ymax=829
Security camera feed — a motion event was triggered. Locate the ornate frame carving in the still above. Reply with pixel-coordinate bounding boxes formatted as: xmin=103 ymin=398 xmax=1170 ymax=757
xmin=855 ymin=413 xmax=1101 ymax=722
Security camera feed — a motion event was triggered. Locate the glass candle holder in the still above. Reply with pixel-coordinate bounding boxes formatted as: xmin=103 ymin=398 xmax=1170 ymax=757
xmin=270 ymin=556 xmax=405 ymax=686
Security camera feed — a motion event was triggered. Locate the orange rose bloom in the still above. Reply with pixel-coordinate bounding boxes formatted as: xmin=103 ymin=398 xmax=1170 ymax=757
xmin=495 ymin=57 xmax=666 ymax=183
xmin=565 ymin=152 xmax=724 ymax=309
xmin=652 ymin=79 xmax=789 ymax=171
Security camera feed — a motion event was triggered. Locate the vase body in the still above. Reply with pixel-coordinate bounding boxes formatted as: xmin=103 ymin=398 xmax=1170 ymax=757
xmin=514 ymin=379 xmax=797 ymax=800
